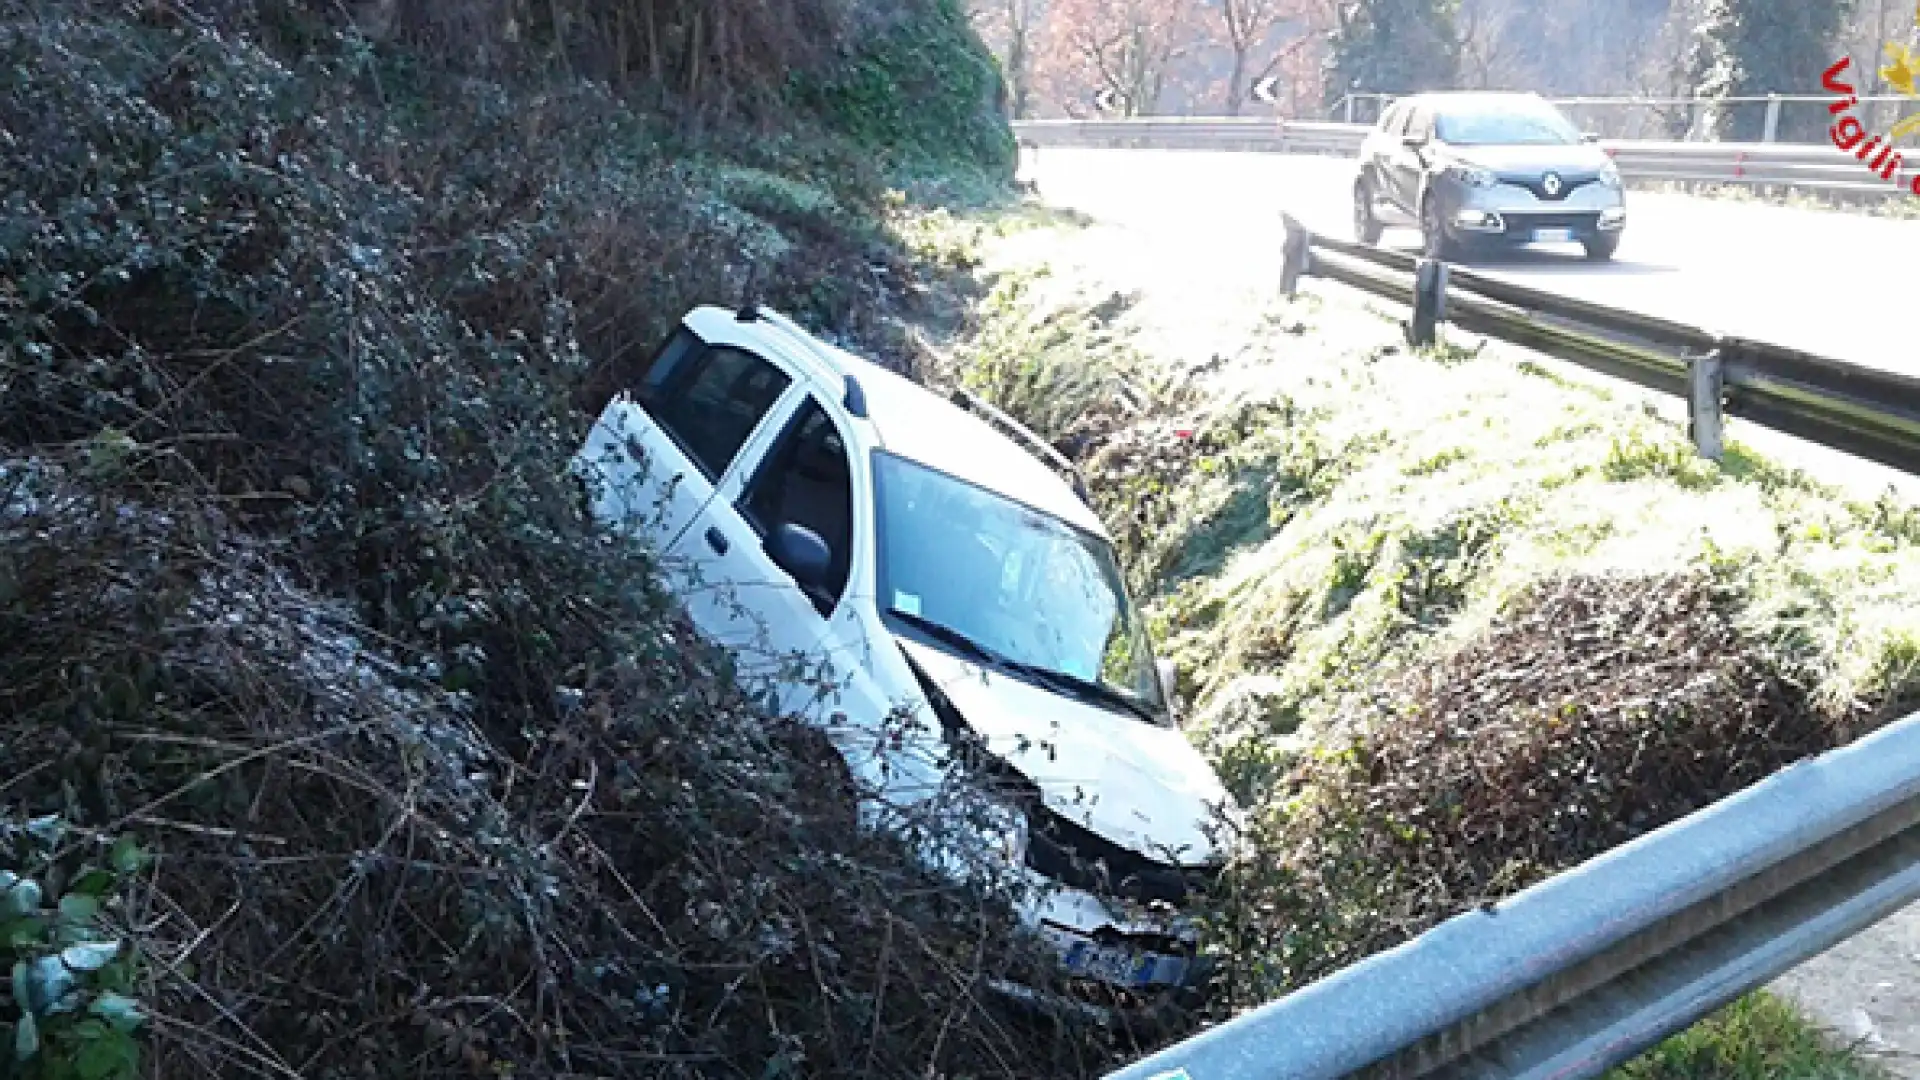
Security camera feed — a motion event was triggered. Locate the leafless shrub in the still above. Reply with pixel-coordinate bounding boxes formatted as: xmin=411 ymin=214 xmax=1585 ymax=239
xmin=1204 ymin=572 xmax=1842 ymax=1007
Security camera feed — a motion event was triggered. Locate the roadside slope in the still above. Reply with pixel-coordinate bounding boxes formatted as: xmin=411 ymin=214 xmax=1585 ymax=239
xmin=934 ymin=171 xmax=1920 ymax=1076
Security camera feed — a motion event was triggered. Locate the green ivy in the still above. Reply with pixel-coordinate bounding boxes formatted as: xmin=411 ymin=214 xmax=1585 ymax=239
xmin=789 ymin=0 xmax=1014 ymax=178
xmin=0 ymin=820 xmax=146 ymax=1080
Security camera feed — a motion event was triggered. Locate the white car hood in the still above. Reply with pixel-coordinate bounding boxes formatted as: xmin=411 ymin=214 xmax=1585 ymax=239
xmin=897 ymin=637 xmax=1233 ymax=867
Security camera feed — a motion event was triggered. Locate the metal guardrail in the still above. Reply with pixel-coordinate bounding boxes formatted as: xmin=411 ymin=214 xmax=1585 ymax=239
xmin=1274 ymin=216 xmax=1920 ymax=472
xmin=1108 ymin=707 xmax=1920 ymax=1080
xmin=1325 ymin=92 xmax=1914 ymax=141
xmin=1016 ymin=118 xmax=1363 ymax=156
xmin=1012 ymin=119 xmax=1915 ymax=200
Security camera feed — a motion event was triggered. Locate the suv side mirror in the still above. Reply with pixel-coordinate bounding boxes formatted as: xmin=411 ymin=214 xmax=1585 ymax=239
xmin=768 ymin=523 xmax=831 ymax=590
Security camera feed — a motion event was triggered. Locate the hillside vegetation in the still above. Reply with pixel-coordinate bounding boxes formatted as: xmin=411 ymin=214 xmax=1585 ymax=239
xmin=0 ymin=2 xmax=1145 ymax=1077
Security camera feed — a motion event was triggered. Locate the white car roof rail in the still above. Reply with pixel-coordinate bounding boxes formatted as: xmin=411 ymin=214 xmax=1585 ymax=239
xmin=948 ymin=387 xmax=1092 ymax=506
xmin=736 ymin=303 xmax=869 ymax=419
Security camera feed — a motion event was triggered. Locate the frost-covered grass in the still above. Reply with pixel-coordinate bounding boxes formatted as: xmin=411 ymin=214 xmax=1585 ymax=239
xmin=959 ymin=271 xmax=1920 ymax=779
xmin=1154 ymin=319 xmax=1920 ymax=771
xmin=934 ymin=212 xmax=1918 ymax=1076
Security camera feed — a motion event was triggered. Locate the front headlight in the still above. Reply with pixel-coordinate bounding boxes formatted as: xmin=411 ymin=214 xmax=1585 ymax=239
xmin=1599 ymin=160 xmax=1623 ymax=188
xmin=1446 ymin=163 xmax=1497 ymax=188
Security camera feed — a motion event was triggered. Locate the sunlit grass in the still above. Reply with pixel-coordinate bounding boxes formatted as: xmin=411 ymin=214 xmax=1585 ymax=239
xmin=1610 ymin=994 xmax=1886 ymax=1080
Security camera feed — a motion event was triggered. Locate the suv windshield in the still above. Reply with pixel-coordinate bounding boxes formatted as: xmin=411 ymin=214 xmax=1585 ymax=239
xmin=1435 ymin=101 xmax=1581 ymax=146
xmin=872 ymin=451 xmax=1169 ymax=725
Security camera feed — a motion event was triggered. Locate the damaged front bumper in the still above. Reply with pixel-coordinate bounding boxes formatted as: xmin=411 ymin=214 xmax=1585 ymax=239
xmin=985 ymin=877 xmax=1214 ymax=1037
xmin=1028 ymin=882 xmax=1202 ymax=992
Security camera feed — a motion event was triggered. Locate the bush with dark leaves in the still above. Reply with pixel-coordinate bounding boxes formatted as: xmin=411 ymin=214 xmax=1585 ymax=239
xmin=0 ymin=4 xmax=1113 ymax=1077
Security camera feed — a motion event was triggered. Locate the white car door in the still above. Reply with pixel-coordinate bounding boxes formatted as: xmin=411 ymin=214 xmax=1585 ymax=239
xmin=671 ymin=389 xmax=867 ymax=716
xmin=574 ymin=325 xmax=796 ymax=562
xmin=673 ymin=389 xmax=955 ymax=817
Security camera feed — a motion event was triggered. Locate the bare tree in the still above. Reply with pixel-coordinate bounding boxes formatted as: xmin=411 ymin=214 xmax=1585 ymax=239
xmin=1043 ymin=0 xmax=1203 ymax=116
xmin=1217 ymin=0 xmax=1311 ymax=114
xmin=1456 ymin=2 xmax=1509 ymax=89
xmin=1631 ymin=0 xmax=1709 ymax=139
xmin=969 ymin=0 xmax=1048 ymax=118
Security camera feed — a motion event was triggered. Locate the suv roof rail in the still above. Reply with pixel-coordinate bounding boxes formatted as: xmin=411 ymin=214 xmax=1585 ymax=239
xmin=735 ymin=304 xmax=869 ymax=419
xmin=947 ymin=387 xmax=1092 ymax=505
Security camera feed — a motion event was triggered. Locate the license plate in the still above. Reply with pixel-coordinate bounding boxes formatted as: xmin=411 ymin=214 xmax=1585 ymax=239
xmin=1532 ymin=227 xmax=1574 ymax=244
xmin=1062 ymin=940 xmax=1181 ymax=989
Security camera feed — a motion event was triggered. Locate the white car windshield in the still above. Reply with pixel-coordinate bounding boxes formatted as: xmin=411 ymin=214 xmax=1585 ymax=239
xmin=872 ymin=451 xmax=1169 ymax=725
xmin=1436 ymin=103 xmax=1581 ymax=146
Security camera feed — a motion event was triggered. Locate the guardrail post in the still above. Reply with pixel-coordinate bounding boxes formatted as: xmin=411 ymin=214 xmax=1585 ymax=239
xmin=1409 ymin=258 xmax=1447 ymax=347
xmin=1762 ymin=95 xmax=1782 ymax=143
xmin=1280 ymin=215 xmax=1312 ymax=297
xmin=1688 ymin=349 xmax=1726 ymax=461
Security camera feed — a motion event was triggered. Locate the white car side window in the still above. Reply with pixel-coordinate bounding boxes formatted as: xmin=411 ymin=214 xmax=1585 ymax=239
xmin=738 ymin=395 xmax=857 ymax=615
xmin=640 ymin=338 xmax=793 ymax=481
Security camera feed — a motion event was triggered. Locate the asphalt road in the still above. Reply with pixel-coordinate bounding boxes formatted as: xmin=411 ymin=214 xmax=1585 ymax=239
xmin=1021 ymin=148 xmax=1914 ymax=375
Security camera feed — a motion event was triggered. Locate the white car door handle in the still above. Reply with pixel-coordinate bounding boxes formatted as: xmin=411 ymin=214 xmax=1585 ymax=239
xmin=705 ymin=526 xmax=729 ymax=555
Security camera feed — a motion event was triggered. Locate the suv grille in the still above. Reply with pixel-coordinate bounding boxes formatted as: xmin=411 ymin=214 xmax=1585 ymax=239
xmin=1024 ymin=805 xmax=1219 ymax=908
xmin=1508 ymin=175 xmax=1598 ymax=201
xmin=1501 ymin=211 xmax=1599 ymax=236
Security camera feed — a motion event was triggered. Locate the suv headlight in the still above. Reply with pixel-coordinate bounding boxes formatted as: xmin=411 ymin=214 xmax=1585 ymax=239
xmin=1446 ymin=163 xmax=1497 ymax=188
xmin=1599 ymin=160 xmax=1623 ymax=188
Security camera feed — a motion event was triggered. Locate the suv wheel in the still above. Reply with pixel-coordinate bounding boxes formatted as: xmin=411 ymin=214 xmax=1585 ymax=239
xmin=1353 ymin=180 xmax=1384 ymax=245
xmin=1583 ymin=233 xmax=1620 ymax=262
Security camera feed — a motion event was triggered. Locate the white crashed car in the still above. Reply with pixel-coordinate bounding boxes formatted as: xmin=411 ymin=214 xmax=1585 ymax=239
xmin=572 ymin=304 xmax=1235 ymax=1001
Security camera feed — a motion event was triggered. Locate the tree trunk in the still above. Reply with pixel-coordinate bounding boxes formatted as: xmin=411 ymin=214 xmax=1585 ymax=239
xmin=684 ymin=8 xmax=704 ymax=102
xmin=614 ymin=3 xmax=630 ymax=83
xmin=549 ymin=0 xmax=571 ymax=77
xmin=1227 ymin=47 xmax=1249 ymax=115
xmin=1009 ymin=23 xmax=1031 ymax=118
xmin=644 ymin=0 xmax=663 ymax=87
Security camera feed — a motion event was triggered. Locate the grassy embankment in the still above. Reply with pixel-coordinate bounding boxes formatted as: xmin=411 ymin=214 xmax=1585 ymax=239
xmin=924 ymin=207 xmax=1918 ymax=1077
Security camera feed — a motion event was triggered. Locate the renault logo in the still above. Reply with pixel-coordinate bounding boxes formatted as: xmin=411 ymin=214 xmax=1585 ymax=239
xmin=1542 ymin=172 xmax=1564 ymax=197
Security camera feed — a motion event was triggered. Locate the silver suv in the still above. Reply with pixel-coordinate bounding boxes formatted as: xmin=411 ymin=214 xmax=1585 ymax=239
xmin=1353 ymin=91 xmax=1627 ymax=262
